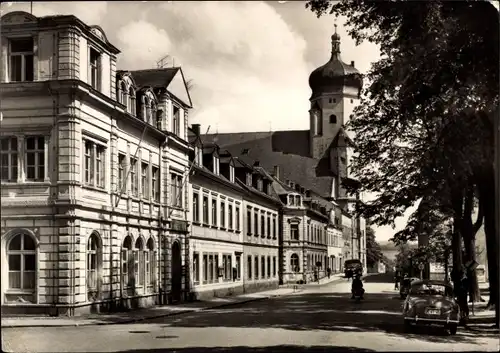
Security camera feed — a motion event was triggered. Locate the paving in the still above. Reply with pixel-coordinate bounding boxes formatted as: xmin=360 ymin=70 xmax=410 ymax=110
xmin=3 ymin=273 xmax=498 ymax=353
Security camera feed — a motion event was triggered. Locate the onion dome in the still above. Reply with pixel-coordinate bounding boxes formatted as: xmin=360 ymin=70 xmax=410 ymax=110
xmin=309 ymin=24 xmax=363 ymax=99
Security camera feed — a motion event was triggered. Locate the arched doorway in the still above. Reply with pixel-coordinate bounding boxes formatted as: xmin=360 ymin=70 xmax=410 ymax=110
xmin=171 ymin=241 xmax=182 ymax=302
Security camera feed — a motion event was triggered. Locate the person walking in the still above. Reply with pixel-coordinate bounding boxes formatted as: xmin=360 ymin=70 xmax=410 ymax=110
xmin=394 ymin=270 xmax=401 ymax=290
xmin=327 ymin=267 xmax=331 ymax=279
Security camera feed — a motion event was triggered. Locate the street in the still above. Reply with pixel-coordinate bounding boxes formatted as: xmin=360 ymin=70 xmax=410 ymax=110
xmin=3 ymin=274 xmax=498 ymax=353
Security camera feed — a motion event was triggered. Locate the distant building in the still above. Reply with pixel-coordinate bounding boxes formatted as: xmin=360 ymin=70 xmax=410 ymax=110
xmin=202 ymin=25 xmax=367 ymax=273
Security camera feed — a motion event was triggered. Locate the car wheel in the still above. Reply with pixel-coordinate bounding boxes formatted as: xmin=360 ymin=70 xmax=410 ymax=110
xmin=447 ymin=324 xmax=458 ymax=335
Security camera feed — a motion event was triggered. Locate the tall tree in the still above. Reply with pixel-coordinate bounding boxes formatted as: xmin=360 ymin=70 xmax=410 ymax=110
xmin=305 ymin=0 xmax=499 ymax=326
xmin=365 ymin=226 xmax=383 ymax=268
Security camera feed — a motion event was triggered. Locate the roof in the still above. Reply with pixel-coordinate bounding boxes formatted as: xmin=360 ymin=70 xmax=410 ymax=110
xmin=203 ymin=130 xmax=335 ymax=198
xmin=130 ymin=68 xmax=179 ymax=89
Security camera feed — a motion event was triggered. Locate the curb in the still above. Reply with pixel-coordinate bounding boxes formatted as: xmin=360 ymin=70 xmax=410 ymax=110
xmin=1 ymin=295 xmax=279 ymax=329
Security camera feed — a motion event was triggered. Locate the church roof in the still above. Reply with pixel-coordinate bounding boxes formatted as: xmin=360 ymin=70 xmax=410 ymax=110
xmin=203 ymin=130 xmax=336 ymax=198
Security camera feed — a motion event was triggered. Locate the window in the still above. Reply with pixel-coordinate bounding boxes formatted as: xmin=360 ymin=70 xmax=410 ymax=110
xmin=152 ymin=166 xmax=160 ymax=202
xmin=235 ymin=206 xmax=240 ymax=231
xmin=170 ymin=173 xmax=183 ymax=207
xmin=130 ymin=158 xmax=138 ymax=196
xmin=229 ymin=165 xmax=235 ymax=182
xmin=220 ymin=201 xmax=226 ymax=228
xmin=228 ymin=204 xmax=233 ymax=229
xmin=141 ymin=162 xmax=149 ymax=198
xmin=273 ymin=257 xmax=276 ymax=277
xmin=267 ymin=256 xmax=271 ymax=278
xmin=203 ymin=196 xmax=209 ymax=224
xmin=213 ymin=156 xmax=219 ymax=175
xmin=307 ymin=225 xmax=310 ymax=242
xmin=172 ymin=105 xmax=180 ymax=135
xmin=192 ymin=193 xmax=200 ymax=223
xmin=260 ymin=215 xmax=265 ymax=237
xmin=295 ymin=195 xmax=300 ymax=206
xmin=247 ymin=255 xmax=252 ymax=279
xmin=87 ymin=233 xmax=100 ymax=298
xmin=267 ymin=217 xmax=271 ymax=239
xmin=223 ymin=254 xmax=232 ymax=281
xmin=254 ymin=255 xmax=259 ymax=279
xmin=118 ymin=81 xmax=127 ymax=105
xmin=236 ymin=255 xmax=241 ymax=280
xmin=214 ymin=254 xmax=219 ymax=282
xmin=203 ymin=254 xmax=208 ymax=282
xmin=134 ymin=238 xmax=145 ymax=287
xmin=211 ymin=199 xmax=217 ymax=226
xmin=1 ymin=137 xmax=18 ymax=182
xmin=146 ymin=238 xmax=155 ymax=288
xmin=6 ymin=233 xmax=36 ymax=302
xmin=9 ymin=37 xmax=34 ymax=82
xmin=254 ymin=211 xmax=259 ymax=237
xmin=315 ymin=111 xmax=322 ymax=135
xmin=272 ymin=217 xmax=277 ymax=239
xmin=329 ymin=114 xmax=337 ymax=124
xmin=89 ymin=47 xmax=101 ymax=90
xmin=193 ymin=252 xmax=200 ymax=283
xmin=118 ymin=153 xmax=126 ymax=192
xmin=291 ymin=223 xmax=299 ymax=240
xmin=340 ymin=157 xmax=346 ymax=164
xmin=291 ymin=253 xmax=300 ymax=273
xmin=129 ymin=87 xmax=136 ymax=115
xmin=83 ymin=140 xmax=104 ymax=188
xmin=261 ymin=256 xmax=265 ymax=279
xmin=122 ymin=236 xmax=133 ymax=288
xmin=25 ymin=136 xmax=45 ymax=182
xmin=149 ymin=102 xmax=156 ymax=125
xmin=246 ymin=209 xmax=252 ymax=235
xmin=141 ymin=97 xmax=148 ymax=122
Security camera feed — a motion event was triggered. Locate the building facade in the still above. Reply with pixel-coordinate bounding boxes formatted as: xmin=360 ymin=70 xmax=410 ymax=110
xmin=1 ymin=11 xmax=192 ymax=315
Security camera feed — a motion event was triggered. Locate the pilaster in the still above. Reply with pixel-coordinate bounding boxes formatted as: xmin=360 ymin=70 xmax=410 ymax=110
xmin=58 ymin=28 xmax=80 ymax=80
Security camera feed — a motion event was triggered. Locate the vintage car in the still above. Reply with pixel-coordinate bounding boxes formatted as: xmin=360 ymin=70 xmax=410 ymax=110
xmin=402 ymin=279 xmax=460 ymax=335
xmin=400 ymin=277 xmax=420 ymax=299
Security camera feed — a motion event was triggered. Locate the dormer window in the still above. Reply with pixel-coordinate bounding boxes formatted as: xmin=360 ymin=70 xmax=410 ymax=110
xmin=172 ymin=105 xmax=180 ymax=135
xmin=149 ymin=101 xmax=156 ymax=125
xmin=257 ymin=179 xmax=263 ymax=191
xmin=141 ymin=96 xmax=147 ymax=122
xmin=196 ymin=146 xmax=203 ymax=165
xmin=89 ymin=47 xmax=101 ymax=90
xmin=295 ymin=195 xmax=301 ymax=206
xmin=118 ymin=81 xmax=127 ymax=105
xmin=129 ymin=87 xmax=136 ymax=115
xmin=246 ymin=173 xmax=252 ymax=186
xmin=229 ymin=165 xmax=235 ymax=182
xmin=213 ymin=156 xmax=219 ymax=175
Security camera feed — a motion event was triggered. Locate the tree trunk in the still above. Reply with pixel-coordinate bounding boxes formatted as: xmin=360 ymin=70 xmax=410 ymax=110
xmin=463 ymin=236 xmax=483 ymax=302
xmin=479 ymin=168 xmax=499 ymax=327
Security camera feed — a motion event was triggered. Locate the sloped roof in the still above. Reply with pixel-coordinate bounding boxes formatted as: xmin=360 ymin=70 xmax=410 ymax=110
xmin=130 ymin=68 xmax=178 ymax=89
xmin=203 ymin=131 xmax=335 ymax=198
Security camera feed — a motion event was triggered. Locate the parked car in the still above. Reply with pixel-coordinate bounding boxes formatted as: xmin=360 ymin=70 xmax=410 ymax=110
xmin=400 ymin=277 xmax=420 ymax=299
xmin=402 ymin=279 xmax=460 ymax=335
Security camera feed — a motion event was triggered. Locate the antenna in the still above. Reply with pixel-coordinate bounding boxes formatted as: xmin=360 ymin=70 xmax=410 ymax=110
xmin=156 ymin=55 xmax=172 ymax=69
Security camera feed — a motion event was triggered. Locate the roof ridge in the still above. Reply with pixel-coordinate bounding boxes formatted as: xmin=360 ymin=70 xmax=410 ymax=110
xmin=129 ymin=67 xmax=180 ymax=73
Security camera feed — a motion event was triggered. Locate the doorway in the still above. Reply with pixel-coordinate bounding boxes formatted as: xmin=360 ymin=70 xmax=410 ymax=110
xmin=171 ymin=241 xmax=182 ymax=302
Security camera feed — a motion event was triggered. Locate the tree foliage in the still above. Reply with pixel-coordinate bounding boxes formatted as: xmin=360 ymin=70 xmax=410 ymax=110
xmin=365 ymin=226 xmax=383 ymax=267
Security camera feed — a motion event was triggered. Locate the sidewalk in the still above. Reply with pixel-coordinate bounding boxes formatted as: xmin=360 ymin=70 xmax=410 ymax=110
xmin=279 ymin=273 xmax=345 ymax=289
xmin=1 ymin=287 xmax=296 ymax=328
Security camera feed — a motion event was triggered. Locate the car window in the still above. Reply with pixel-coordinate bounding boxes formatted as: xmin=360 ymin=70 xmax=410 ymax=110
xmin=410 ymin=283 xmax=451 ymax=296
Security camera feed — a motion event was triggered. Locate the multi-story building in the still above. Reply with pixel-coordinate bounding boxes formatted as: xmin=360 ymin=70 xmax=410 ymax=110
xmin=234 ymin=160 xmax=280 ymax=293
xmin=202 ymin=26 xmax=367 ymax=275
xmin=0 ymin=11 xmax=192 ymax=316
xmin=187 ymin=125 xmax=245 ymax=299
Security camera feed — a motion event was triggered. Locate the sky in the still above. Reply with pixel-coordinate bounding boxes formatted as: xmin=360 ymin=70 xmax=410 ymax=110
xmin=1 ymin=1 xmax=417 ymax=243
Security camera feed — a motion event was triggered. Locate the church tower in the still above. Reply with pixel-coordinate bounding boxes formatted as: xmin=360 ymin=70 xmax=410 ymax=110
xmin=308 ymin=25 xmax=363 ymax=200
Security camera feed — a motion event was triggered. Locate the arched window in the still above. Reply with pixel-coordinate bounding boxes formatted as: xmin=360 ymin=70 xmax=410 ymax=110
xmin=146 ymin=238 xmax=155 ymax=288
xmin=329 ymin=114 xmax=337 ymax=124
xmin=141 ymin=96 xmax=148 ymax=122
xmin=6 ymin=233 xmax=36 ymax=302
xmin=134 ymin=238 xmax=144 ymax=287
xmin=122 ymin=236 xmax=133 ymax=288
xmin=129 ymin=87 xmax=136 ymax=115
xmin=120 ymin=81 xmax=127 ymax=106
xmin=149 ymin=101 xmax=156 ymax=125
xmin=87 ymin=233 xmax=101 ymax=301
xmin=290 ymin=253 xmax=300 ymax=273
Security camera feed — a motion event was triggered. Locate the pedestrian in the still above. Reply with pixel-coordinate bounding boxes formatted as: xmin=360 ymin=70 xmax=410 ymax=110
xmin=327 ymin=268 xmax=331 ymax=279
xmin=452 ymin=267 xmax=469 ymax=326
xmin=394 ymin=270 xmax=401 ymax=290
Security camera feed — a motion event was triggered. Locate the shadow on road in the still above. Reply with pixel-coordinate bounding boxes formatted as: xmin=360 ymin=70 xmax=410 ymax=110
xmin=117 ymin=345 xmax=375 ymax=353
xmin=153 ymin=291 xmax=497 ymax=346
xmin=363 ymin=273 xmax=395 ymax=284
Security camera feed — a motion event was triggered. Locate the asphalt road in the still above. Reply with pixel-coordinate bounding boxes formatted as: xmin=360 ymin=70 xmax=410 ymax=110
xmin=3 ymin=274 xmax=498 ymax=353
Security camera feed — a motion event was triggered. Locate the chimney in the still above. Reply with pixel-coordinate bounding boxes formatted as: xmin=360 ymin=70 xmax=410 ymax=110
xmin=273 ymin=165 xmax=280 ymax=180
xmin=192 ymin=124 xmax=201 ymax=136
xmin=289 ymin=181 xmax=295 ymax=189
xmin=295 ymin=184 xmax=301 ymax=192
xmin=253 ymin=160 xmax=260 ymax=167
xmin=305 ymin=190 xmax=311 ymax=198
xmin=285 ymin=179 xmax=290 ymax=186
xmin=300 ymin=187 xmax=305 ymax=194
xmin=351 ymin=61 xmax=355 ymax=67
